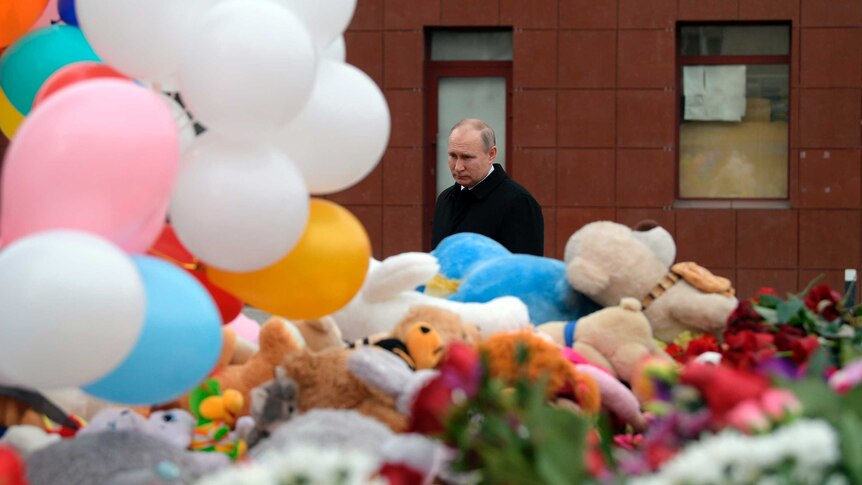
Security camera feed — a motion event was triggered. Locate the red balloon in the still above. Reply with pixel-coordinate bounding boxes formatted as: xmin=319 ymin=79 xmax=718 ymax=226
xmin=148 ymin=224 xmax=244 ymax=324
xmin=32 ymin=61 xmax=130 ymax=108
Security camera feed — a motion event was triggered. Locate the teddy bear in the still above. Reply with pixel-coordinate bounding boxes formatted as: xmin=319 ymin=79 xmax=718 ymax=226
xmin=349 ymin=305 xmax=481 ymax=370
xmin=277 ymin=346 xmax=408 ymax=432
xmin=424 ymin=233 xmax=604 ymax=325
xmin=537 ymin=297 xmax=673 ymax=384
xmin=331 ymin=252 xmax=532 ymax=341
xmin=564 ymin=220 xmax=738 ymax=342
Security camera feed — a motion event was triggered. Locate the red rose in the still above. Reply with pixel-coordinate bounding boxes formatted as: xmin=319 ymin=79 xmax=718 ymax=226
xmin=378 ymin=463 xmax=425 ymax=485
xmin=804 ymin=284 xmax=842 ymax=321
xmin=754 ymin=287 xmax=778 ymax=301
xmin=645 ymin=443 xmax=678 ymax=471
xmin=791 ymin=336 xmax=820 ymax=366
xmin=680 ymin=363 xmax=771 ymax=418
xmin=726 ymin=301 xmax=769 ymax=333
xmin=685 ymin=335 xmax=720 ymax=360
xmin=722 ymin=330 xmax=776 ymax=370
xmin=664 ymin=343 xmax=685 ymax=363
xmin=439 ymin=342 xmax=482 ymax=398
xmin=408 ymin=376 xmax=453 ymax=435
xmin=773 ymin=324 xmax=807 ymax=351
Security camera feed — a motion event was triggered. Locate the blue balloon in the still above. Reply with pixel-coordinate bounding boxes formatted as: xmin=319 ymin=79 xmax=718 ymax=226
xmin=58 ymin=0 xmax=79 ymax=26
xmin=84 ymin=256 xmax=223 ymax=405
xmin=0 ymin=25 xmax=99 ymax=113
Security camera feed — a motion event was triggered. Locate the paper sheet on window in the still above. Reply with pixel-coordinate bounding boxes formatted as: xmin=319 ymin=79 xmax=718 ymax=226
xmin=683 ymin=65 xmax=746 ymax=121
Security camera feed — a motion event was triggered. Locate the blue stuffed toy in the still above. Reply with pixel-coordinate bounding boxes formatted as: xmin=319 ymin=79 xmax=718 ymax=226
xmin=426 ymin=233 xmax=601 ymax=325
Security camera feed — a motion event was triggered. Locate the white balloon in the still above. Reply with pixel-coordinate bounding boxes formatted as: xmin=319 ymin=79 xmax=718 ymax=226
xmin=323 ymin=36 xmax=347 ymax=62
xmin=159 ymin=94 xmax=197 ymax=153
xmin=278 ymin=0 xmax=356 ymax=49
xmin=169 ymin=133 xmax=310 ymax=272
xmin=178 ymin=0 xmax=317 ymax=141
xmin=0 ymin=231 xmax=145 ymax=388
xmin=77 ymin=0 xmax=210 ymax=84
xmin=275 ymin=60 xmax=391 ymax=194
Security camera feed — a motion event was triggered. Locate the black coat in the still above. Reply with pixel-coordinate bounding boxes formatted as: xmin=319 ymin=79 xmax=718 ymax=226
xmin=431 ymin=164 xmax=544 ymax=256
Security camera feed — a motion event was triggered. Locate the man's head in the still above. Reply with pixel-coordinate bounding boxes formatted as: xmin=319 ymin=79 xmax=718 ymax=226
xmin=447 ymin=119 xmax=497 ymax=189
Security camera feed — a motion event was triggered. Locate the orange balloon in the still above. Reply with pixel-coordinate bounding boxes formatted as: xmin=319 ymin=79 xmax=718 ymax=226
xmin=207 ymin=199 xmax=371 ymax=319
xmin=0 ymin=0 xmax=49 ymax=48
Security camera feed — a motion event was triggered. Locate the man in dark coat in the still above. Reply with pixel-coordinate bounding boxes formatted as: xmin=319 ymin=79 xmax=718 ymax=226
xmin=431 ymin=119 xmax=544 ymax=256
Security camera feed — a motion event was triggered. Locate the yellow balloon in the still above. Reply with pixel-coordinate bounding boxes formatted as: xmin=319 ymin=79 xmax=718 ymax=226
xmin=207 ymin=198 xmax=371 ymax=319
xmin=0 ymin=86 xmax=24 ymax=139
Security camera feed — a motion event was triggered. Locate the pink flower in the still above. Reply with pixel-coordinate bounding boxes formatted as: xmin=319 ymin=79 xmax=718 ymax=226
xmin=725 ymin=400 xmax=770 ymax=434
xmin=759 ymin=389 xmax=801 ymax=421
xmin=828 ymin=359 xmax=862 ymax=393
xmin=613 ymin=434 xmax=643 ymax=451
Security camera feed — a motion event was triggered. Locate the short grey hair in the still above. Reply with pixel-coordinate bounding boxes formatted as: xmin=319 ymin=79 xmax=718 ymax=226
xmin=450 ymin=118 xmax=496 ymax=153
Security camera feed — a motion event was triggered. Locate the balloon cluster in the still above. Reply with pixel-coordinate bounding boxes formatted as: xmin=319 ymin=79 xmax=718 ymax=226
xmin=0 ymin=0 xmax=387 ymax=404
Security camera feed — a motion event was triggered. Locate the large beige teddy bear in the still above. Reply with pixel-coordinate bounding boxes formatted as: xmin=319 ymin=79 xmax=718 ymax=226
xmin=537 ymin=297 xmax=672 ymax=383
xmin=564 ymin=221 xmax=738 ymax=342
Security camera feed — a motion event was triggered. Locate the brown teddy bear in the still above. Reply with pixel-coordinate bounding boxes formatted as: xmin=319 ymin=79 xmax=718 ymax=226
xmin=278 ymin=347 xmax=407 ymax=432
xmin=196 ymin=315 xmax=408 ymax=431
xmin=537 ymin=297 xmax=673 ymax=383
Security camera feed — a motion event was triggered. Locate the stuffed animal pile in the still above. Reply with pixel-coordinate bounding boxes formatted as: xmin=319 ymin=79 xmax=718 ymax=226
xmin=1 ymin=220 xmax=745 ymax=484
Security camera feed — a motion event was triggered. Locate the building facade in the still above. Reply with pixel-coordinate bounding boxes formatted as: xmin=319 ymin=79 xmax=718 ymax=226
xmin=332 ymin=0 xmax=862 ymax=299
xmin=0 ymin=0 xmax=858 ymax=300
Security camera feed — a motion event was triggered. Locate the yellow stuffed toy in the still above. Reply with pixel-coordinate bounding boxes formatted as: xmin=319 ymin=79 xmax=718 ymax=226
xmin=350 ymin=305 xmax=481 ymax=370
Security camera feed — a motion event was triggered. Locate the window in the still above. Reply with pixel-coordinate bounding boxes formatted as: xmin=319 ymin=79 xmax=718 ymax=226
xmin=677 ymin=24 xmax=790 ymax=200
xmin=424 ymin=28 xmax=512 ymax=249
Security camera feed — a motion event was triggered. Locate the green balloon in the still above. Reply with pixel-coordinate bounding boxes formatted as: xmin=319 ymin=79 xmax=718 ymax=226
xmin=0 ymin=25 xmax=100 ymax=114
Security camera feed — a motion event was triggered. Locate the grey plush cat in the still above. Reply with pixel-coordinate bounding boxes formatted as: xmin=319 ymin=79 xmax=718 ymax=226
xmin=247 ymin=365 xmax=299 ymax=447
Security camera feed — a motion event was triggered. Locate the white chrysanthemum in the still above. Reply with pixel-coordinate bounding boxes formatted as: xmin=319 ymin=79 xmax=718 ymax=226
xmin=194 ymin=463 xmax=273 ymax=485
xmin=260 ymin=445 xmax=382 ymax=485
xmin=194 ymin=445 xmax=384 ymax=485
xmin=630 ymin=419 xmax=841 ymax=485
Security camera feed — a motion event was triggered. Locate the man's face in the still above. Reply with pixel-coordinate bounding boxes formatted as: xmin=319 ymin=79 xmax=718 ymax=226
xmin=447 ymin=127 xmax=496 ymax=189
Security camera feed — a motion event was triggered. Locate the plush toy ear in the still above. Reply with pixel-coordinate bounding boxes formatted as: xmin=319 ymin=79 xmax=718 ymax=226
xmin=363 ymin=253 xmax=440 ymax=303
xmin=566 ymin=256 xmax=611 ymax=296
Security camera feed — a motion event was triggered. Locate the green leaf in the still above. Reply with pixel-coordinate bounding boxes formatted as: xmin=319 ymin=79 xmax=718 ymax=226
xmin=797 ymin=274 xmax=825 ymax=298
xmin=805 ymin=347 xmax=832 ymax=379
xmin=777 ymin=298 xmax=805 ymax=323
xmin=481 ymin=446 xmax=539 ymax=485
xmin=758 ymin=294 xmax=784 ymax=309
xmin=528 ymin=407 xmax=588 ymax=485
xmin=755 ymin=307 xmax=779 ymax=324
xmin=595 ymin=413 xmax=618 ymax=474
xmin=839 ymin=339 xmax=862 ymax=366
xmin=838 ymin=412 xmax=862 ymax=484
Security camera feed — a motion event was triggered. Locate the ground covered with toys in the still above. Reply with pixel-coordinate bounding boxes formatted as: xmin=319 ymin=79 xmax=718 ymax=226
xmin=1 ymin=223 xmax=860 ymax=485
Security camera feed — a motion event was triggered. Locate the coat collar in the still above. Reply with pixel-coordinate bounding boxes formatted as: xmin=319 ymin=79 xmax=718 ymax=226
xmin=450 ymin=163 xmax=507 ymax=201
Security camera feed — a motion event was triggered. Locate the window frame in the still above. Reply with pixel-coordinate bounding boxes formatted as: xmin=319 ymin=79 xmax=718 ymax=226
xmin=675 ymin=21 xmax=793 ymax=202
xmin=423 ymin=28 xmax=513 ymax=251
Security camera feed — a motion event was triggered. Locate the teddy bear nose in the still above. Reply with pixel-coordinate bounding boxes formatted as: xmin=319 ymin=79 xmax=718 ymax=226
xmin=420 ymin=326 xmax=431 ymax=334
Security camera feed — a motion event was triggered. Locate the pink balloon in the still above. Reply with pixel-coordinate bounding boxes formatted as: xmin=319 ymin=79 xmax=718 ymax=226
xmin=0 ymin=79 xmax=179 ymax=252
xmin=225 ymin=313 xmax=261 ymax=343
xmin=30 ymin=0 xmax=59 ymax=31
